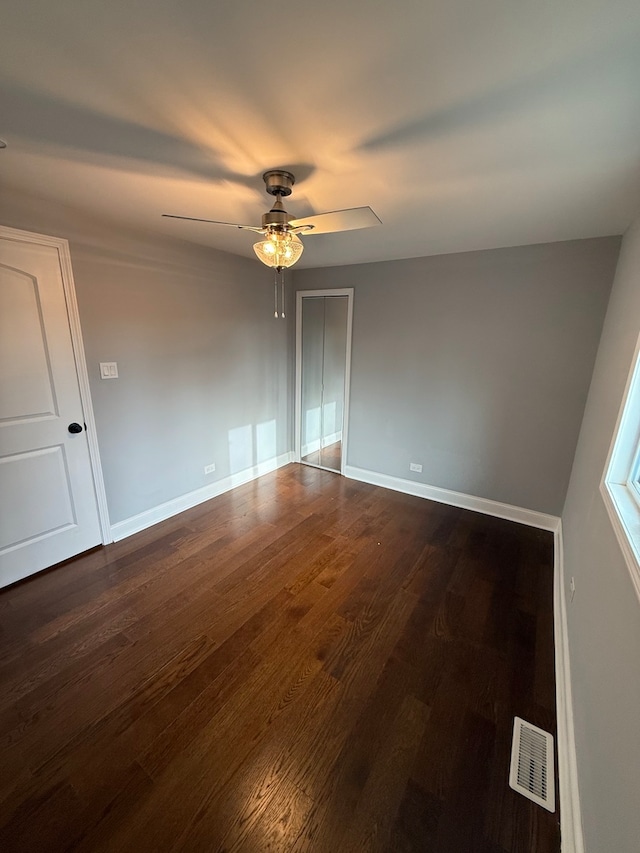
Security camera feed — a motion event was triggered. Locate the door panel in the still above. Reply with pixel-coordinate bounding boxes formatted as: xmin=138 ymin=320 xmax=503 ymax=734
xmin=322 ymin=296 xmax=348 ymax=445
xmin=298 ymin=292 xmax=351 ymax=474
xmin=0 ymin=236 xmax=102 ymax=588
xmin=0 ymin=447 xmax=76 ymax=549
xmin=301 ymin=297 xmax=325 ymax=458
xmin=0 ymin=266 xmax=57 ymax=421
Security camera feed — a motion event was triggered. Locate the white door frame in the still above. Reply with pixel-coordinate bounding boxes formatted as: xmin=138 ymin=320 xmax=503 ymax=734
xmin=0 ymin=225 xmax=111 ymax=543
xmin=295 ymin=288 xmax=354 ymax=475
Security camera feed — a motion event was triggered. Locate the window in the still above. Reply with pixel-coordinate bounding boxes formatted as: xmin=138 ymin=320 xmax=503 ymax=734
xmin=601 ymin=332 xmax=640 ymax=602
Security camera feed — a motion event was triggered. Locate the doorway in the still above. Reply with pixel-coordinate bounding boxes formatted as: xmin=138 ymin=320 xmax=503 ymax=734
xmin=295 ymin=289 xmax=353 ymax=474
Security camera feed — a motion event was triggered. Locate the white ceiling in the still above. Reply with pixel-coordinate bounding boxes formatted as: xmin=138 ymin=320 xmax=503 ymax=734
xmin=1 ymin=0 xmax=639 ymax=268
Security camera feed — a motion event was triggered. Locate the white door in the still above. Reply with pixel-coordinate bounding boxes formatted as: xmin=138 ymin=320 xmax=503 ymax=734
xmin=0 ymin=232 xmax=103 ymax=588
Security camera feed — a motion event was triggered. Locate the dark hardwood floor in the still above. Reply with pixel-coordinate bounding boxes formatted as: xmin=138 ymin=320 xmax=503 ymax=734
xmin=0 ymin=464 xmax=560 ymax=852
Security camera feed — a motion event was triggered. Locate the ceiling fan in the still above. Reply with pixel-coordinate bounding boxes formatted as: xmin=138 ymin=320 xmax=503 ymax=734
xmin=162 ymin=169 xmax=381 ymax=317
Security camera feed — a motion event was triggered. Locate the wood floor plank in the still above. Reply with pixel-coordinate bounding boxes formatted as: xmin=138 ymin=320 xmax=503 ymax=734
xmin=290 ymin=654 xmax=422 ymax=852
xmin=386 ymin=778 xmax=443 ymax=852
xmin=430 ymin=710 xmax=497 ymax=852
xmin=183 ymin=669 xmax=342 ymax=852
xmin=338 ymin=693 xmax=430 ymax=852
xmin=0 ymin=464 xmax=560 ymax=852
xmin=103 ymin=616 xmax=349 ymax=851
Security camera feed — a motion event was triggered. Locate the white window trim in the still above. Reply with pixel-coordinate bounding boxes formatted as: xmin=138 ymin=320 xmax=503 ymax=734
xmin=600 ymin=331 xmax=640 ymax=603
xmin=628 ymin=443 xmax=640 ymax=510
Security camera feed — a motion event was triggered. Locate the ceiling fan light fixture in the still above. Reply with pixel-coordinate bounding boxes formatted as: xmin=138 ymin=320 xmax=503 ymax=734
xmin=253 ymin=230 xmax=303 ymax=269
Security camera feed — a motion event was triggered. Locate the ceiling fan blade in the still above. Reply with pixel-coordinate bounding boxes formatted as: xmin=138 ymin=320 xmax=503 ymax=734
xmin=288 ymin=206 xmax=381 ymax=235
xmin=162 ymin=214 xmax=264 ymax=233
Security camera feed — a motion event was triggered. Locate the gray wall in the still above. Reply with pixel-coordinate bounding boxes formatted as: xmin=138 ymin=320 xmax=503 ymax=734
xmin=295 ymin=238 xmax=620 ymax=515
xmin=0 ymin=187 xmax=290 ymax=525
xmin=561 ymin=215 xmax=640 ymax=852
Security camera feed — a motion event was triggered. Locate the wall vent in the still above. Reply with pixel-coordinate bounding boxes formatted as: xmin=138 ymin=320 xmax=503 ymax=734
xmin=509 ymin=717 xmax=555 ymax=812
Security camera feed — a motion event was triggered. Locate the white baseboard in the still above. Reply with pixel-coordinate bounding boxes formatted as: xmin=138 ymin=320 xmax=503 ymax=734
xmin=110 ymin=452 xmax=294 ymax=542
xmin=344 ymin=465 xmax=560 ymax=531
xmin=553 ymin=524 xmax=585 ymax=853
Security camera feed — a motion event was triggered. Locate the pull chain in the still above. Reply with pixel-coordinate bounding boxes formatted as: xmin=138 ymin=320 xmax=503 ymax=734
xmin=274 ymin=269 xmax=278 ymax=318
xmin=281 ymin=268 xmax=286 ymax=319
xmin=272 ymin=268 xmax=287 ymax=320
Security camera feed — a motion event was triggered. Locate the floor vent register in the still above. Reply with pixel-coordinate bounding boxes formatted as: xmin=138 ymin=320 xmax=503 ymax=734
xmin=509 ymin=717 xmax=555 ymax=812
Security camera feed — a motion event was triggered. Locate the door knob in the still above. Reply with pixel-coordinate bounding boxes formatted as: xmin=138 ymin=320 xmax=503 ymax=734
xmin=68 ymin=422 xmax=84 ymax=434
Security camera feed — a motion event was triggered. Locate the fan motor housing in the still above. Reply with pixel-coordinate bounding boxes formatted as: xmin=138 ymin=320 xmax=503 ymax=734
xmin=262 ymin=210 xmax=290 ymax=229
xmin=263 ymin=170 xmax=295 ymax=197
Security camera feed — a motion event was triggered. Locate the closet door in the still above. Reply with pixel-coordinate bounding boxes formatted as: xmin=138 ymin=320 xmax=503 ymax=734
xmin=300 ymin=297 xmax=325 ymax=464
xmin=296 ymin=290 xmax=353 ymax=474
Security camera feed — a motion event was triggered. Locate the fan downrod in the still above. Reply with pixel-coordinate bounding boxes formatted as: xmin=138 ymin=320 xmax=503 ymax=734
xmin=263 ymin=170 xmax=295 ymax=197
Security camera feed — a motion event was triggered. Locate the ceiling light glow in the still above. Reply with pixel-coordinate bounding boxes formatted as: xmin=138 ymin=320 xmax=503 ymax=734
xmin=253 ymin=230 xmax=303 ymax=270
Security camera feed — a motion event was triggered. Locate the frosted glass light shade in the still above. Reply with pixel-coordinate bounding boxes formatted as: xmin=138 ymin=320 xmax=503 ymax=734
xmin=253 ymin=231 xmax=303 ymax=269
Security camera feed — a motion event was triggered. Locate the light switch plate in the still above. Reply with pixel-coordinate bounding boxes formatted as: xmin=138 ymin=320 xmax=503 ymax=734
xmin=100 ymin=362 xmax=118 ymax=379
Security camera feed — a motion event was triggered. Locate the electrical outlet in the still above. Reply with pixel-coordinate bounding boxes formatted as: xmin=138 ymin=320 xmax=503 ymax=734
xmin=570 ymin=576 xmax=576 ymax=602
xmin=409 ymin=462 xmax=422 ymax=473
xmin=204 ymin=463 xmax=216 ymax=474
